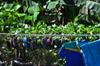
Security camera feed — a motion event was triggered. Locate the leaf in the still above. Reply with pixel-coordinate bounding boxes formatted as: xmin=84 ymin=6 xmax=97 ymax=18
xmin=32 ymin=12 xmax=40 ymax=22
xmin=16 ymin=13 xmax=26 ymax=17
xmin=2 ymin=3 xmax=21 ymax=11
xmin=28 ymin=3 xmax=41 ymax=14
xmin=25 ymin=15 xmax=33 ymax=20
xmin=0 ymin=7 xmax=2 ymax=9
xmin=5 ymin=4 xmax=14 ymax=9
xmin=84 ymin=1 xmax=100 ymax=14
xmin=47 ymin=1 xmax=59 ymax=10
xmin=3 ymin=3 xmax=9 ymax=8
xmin=0 ymin=12 xmax=3 ymax=16
xmin=13 ymin=4 xmax=21 ymax=11
xmin=2 ymin=3 xmax=15 ymax=11
xmin=73 ymin=0 xmax=100 ymax=14
xmin=59 ymin=0 xmax=67 ymax=5
xmin=75 ymin=0 xmax=87 ymax=6
xmin=28 ymin=6 xmax=34 ymax=14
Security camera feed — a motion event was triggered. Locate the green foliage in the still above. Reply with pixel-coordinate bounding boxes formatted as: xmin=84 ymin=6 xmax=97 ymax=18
xmin=84 ymin=1 xmax=100 ymax=14
xmin=28 ymin=3 xmax=41 ymax=14
xmin=27 ymin=1 xmax=42 ymax=22
xmin=0 ymin=3 xmax=100 ymax=34
xmin=0 ymin=0 xmax=100 ymax=25
xmin=0 ymin=3 xmax=32 ymax=33
xmin=8 ymin=21 xmax=100 ymax=34
xmin=47 ymin=1 xmax=59 ymax=10
xmin=0 ymin=1 xmax=100 ymax=66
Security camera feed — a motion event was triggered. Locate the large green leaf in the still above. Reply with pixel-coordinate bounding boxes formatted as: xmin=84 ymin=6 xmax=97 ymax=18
xmin=3 ymin=3 xmax=14 ymax=9
xmin=2 ymin=3 xmax=21 ymax=11
xmin=60 ymin=0 xmax=100 ymax=14
xmin=59 ymin=0 xmax=87 ymax=6
xmin=84 ymin=1 xmax=100 ymax=14
xmin=0 ymin=12 xmax=3 ymax=16
xmin=24 ymin=15 xmax=33 ymax=20
xmin=47 ymin=1 xmax=59 ymax=10
xmin=32 ymin=12 xmax=40 ymax=22
xmin=28 ymin=3 xmax=41 ymax=14
xmin=13 ymin=4 xmax=21 ymax=11
xmin=15 ymin=13 xmax=26 ymax=17
xmin=75 ymin=0 xmax=88 ymax=6
xmin=28 ymin=2 xmax=42 ymax=22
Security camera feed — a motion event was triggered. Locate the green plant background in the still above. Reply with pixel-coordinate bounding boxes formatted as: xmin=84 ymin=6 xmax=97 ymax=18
xmin=0 ymin=0 xmax=100 ymax=66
